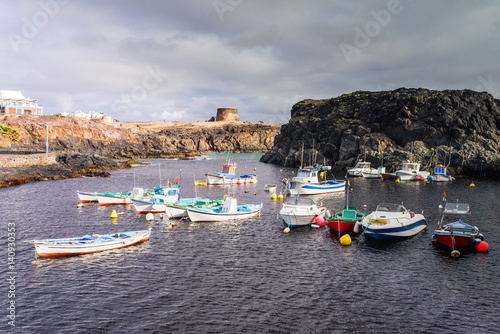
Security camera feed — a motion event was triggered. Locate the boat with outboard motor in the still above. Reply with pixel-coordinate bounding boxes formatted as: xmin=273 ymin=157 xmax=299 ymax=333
xmin=325 ymin=181 xmax=366 ymax=233
xmin=287 ymin=167 xmax=345 ymax=195
xmin=361 ymin=203 xmax=427 ymax=240
xmin=186 ymin=197 xmax=262 ymax=222
xmin=432 ymin=202 xmax=486 ymax=250
xmin=430 ymin=165 xmax=455 ymax=182
xmin=131 ymin=186 xmax=180 ymax=214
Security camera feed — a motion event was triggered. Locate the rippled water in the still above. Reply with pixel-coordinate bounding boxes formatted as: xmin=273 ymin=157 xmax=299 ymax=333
xmin=1 ymin=153 xmax=499 ymax=333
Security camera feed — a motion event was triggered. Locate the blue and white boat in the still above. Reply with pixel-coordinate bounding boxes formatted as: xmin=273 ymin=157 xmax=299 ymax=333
xmin=131 ymin=186 xmax=180 ymax=214
xmin=288 ymin=167 xmax=345 ymax=195
xmin=361 ymin=203 xmax=427 ymax=240
xmin=205 ymin=161 xmax=257 ymax=185
xmin=431 ymin=165 xmax=455 ymax=182
xmin=186 ymin=197 xmax=262 ymax=222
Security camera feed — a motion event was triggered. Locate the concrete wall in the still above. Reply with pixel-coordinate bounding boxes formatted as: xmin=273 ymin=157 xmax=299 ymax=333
xmin=0 ymin=152 xmax=57 ymax=168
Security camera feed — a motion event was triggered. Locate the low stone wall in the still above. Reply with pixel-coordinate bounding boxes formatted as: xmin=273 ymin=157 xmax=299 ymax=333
xmin=0 ymin=152 xmax=57 ymax=168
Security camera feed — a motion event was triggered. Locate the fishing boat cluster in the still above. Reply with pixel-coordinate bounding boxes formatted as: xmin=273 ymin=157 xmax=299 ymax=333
xmin=33 ymin=159 xmax=487 ymax=259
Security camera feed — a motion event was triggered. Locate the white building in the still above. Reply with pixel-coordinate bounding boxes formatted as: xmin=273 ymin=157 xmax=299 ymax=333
xmin=0 ymin=90 xmax=43 ymax=115
xmin=64 ymin=110 xmax=105 ymax=120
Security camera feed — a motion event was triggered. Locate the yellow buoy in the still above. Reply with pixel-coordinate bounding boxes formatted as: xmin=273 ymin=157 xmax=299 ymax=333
xmin=340 ymin=234 xmax=352 ymax=246
xmin=451 ymin=250 xmax=461 ymax=258
xmin=145 ymin=213 xmax=154 ymax=221
xmin=470 ymin=182 xmax=475 ymax=188
xmin=245 ymin=190 xmax=249 ymax=193
xmin=284 ymin=227 xmax=290 ymax=234
xmin=253 ymin=192 xmax=256 ymax=195
xmin=77 ymin=203 xmax=84 ymax=208
xmin=110 ymin=210 xmax=118 ymax=219
xmin=271 ymin=193 xmax=277 ymax=200
xmin=233 ymin=223 xmax=238 ymax=227
xmin=396 ymin=178 xmax=401 ymax=183
xmin=277 ymin=194 xmax=284 ymax=200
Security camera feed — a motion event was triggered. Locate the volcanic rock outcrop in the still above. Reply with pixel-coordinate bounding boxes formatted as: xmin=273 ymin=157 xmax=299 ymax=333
xmin=261 ymin=88 xmax=500 ymax=178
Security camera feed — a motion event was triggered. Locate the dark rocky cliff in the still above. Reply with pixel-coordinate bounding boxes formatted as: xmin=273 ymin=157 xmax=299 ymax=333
xmin=261 ymin=88 xmax=500 ymax=178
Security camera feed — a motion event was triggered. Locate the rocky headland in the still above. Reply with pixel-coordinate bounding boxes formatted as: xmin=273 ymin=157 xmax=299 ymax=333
xmin=0 ymin=115 xmax=280 ymax=187
xmin=261 ymin=88 xmax=500 ymax=179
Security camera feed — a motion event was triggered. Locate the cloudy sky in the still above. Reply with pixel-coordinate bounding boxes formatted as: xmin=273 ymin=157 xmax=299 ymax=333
xmin=1 ymin=0 xmax=499 ymax=123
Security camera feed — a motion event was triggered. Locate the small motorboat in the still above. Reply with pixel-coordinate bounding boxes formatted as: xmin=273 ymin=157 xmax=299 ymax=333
xmin=165 ymin=198 xmax=224 ymax=219
xmin=264 ymin=184 xmax=277 ymax=192
xmin=205 ymin=161 xmax=257 ymax=185
xmin=131 ymin=186 xmax=180 ymax=213
xmin=362 ymin=166 xmax=386 ymax=179
xmin=287 ymin=167 xmax=345 ymax=195
xmin=430 ymin=165 xmax=455 ymax=182
xmin=347 ymin=161 xmax=373 ymax=177
xmin=432 ymin=202 xmax=485 ymax=250
xmin=186 ymin=197 xmax=262 ymax=222
xmin=33 ymin=229 xmax=151 ymax=258
xmin=279 ymin=196 xmax=329 ymax=228
xmin=396 ymin=162 xmax=430 ymax=181
xmin=96 ymin=187 xmax=157 ymax=206
xmin=326 ymin=180 xmax=366 ymax=233
xmin=361 ymin=203 xmax=427 ymax=240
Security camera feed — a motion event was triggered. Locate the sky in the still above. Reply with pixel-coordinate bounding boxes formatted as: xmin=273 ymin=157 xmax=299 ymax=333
xmin=1 ymin=0 xmax=500 ymax=123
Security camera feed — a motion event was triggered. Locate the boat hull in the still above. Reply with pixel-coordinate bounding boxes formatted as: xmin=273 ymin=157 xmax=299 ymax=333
xmin=165 ymin=205 xmax=188 ymax=219
xmin=187 ymin=205 xmax=262 ymax=222
xmin=288 ymin=180 xmax=346 ymax=195
xmin=396 ymin=171 xmax=430 ymax=181
xmin=362 ymin=215 xmax=427 ymax=240
xmin=131 ymin=199 xmax=166 ymax=214
xmin=279 ymin=205 xmax=327 ymax=228
xmin=96 ymin=194 xmax=132 ymax=206
xmin=77 ymin=191 xmax=97 ymax=203
xmin=325 ymin=218 xmax=356 ymax=233
xmin=205 ymin=174 xmax=257 ymax=185
xmin=432 ymin=174 xmax=453 ymax=182
xmin=435 ymin=234 xmax=474 ymax=249
xmin=34 ymin=229 xmax=151 ymax=258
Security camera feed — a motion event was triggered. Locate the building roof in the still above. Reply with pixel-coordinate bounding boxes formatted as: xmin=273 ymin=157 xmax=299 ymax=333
xmin=0 ymin=90 xmax=27 ymax=99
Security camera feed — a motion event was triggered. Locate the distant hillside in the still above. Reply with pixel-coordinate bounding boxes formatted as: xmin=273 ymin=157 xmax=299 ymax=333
xmin=0 ymin=115 xmax=280 ymax=159
xmin=261 ymin=88 xmax=500 ymax=178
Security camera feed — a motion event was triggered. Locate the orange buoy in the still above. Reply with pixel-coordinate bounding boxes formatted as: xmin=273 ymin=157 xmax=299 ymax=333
xmin=476 ymin=241 xmax=489 ymax=252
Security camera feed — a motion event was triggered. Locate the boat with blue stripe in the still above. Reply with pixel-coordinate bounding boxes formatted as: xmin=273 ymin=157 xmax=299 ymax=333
xmin=288 ymin=167 xmax=345 ymax=195
xmin=361 ymin=203 xmax=427 ymax=240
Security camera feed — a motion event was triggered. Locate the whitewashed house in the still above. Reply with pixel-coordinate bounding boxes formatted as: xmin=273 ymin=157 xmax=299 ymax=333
xmin=0 ymin=90 xmax=43 ymax=115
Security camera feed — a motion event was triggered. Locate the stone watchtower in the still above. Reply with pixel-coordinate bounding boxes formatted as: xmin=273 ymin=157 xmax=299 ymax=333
xmin=216 ymin=108 xmax=239 ymax=122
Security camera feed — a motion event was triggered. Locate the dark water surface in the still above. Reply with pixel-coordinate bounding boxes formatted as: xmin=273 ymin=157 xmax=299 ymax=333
xmin=1 ymin=153 xmax=499 ymax=333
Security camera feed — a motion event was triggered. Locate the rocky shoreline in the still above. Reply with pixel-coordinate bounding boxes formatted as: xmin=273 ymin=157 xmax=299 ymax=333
xmin=261 ymin=88 xmax=500 ymax=179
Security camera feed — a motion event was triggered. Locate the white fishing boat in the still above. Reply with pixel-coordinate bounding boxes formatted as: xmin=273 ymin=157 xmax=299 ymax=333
xmin=347 ymin=161 xmax=373 ymax=177
xmin=431 ymin=165 xmax=455 ymax=182
xmin=362 ymin=166 xmax=386 ymax=179
xmin=396 ymin=162 xmax=430 ymax=181
xmin=33 ymin=229 xmax=151 ymax=258
xmin=205 ymin=161 xmax=257 ymax=185
xmin=131 ymin=186 xmax=180 ymax=214
xmin=164 ymin=198 xmax=224 ymax=219
xmin=279 ymin=196 xmax=328 ymax=228
xmin=186 ymin=197 xmax=262 ymax=222
xmin=361 ymin=203 xmax=427 ymax=240
xmin=264 ymin=184 xmax=277 ymax=192
xmin=77 ymin=191 xmax=98 ymax=203
xmin=288 ymin=167 xmax=345 ymax=195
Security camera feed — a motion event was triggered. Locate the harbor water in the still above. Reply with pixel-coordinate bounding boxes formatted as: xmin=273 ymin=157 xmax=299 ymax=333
xmin=1 ymin=153 xmax=499 ymax=333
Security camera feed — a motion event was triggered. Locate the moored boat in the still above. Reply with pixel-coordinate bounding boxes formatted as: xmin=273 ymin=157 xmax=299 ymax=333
xmin=131 ymin=186 xmax=180 ymax=214
xmin=347 ymin=161 xmax=373 ymax=177
xmin=186 ymin=197 xmax=262 ymax=222
xmin=264 ymin=184 xmax=277 ymax=193
xmin=362 ymin=166 xmax=386 ymax=179
xmin=326 ymin=207 xmax=366 ymax=234
xmin=279 ymin=196 xmax=328 ymax=228
xmin=288 ymin=167 xmax=345 ymax=195
xmin=432 ymin=202 xmax=484 ymax=250
xmin=430 ymin=165 xmax=455 ymax=182
xmin=396 ymin=162 xmax=430 ymax=181
xmin=361 ymin=203 xmax=427 ymax=240
xmin=77 ymin=191 xmax=98 ymax=203
xmin=165 ymin=198 xmax=224 ymax=219
xmin=205 ymin=161 xmax=257 ymax=185
xmin=33 ymin=229 xmax=151 ymax=258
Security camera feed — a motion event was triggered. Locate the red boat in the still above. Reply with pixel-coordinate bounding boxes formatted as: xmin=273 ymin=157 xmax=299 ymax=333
xmin=432 ymin=202 xmax=483 ymax=249
xmin=326 ymin=207 xmax=366 ymax=233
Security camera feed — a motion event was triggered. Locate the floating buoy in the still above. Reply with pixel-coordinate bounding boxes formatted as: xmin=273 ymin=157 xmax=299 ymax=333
xmin=470 ymin=182 xmax=475 ymax=188
xmin=77 ymin=203 xmax=84 ymax=208
xmin=284 ymin=227 xmax=290 ymax=234
xmin=314 ymin=215 xmax=325 ymax=227
xmin=233 ymin=223 xmax=238 ymax=227
xmin=245 ymin=190 xmax=249 ymax=193
xmin=253 ymin=192 xmax=256 ymax=195
xmin=353 ymin=221 xmax=362 ymax=233
xmin=438 ymin=204 xmax=443 ymax=209
xmin=277 ymin=194 xmax=284 ymax=200
xmin=451 ymin=250 xmax=461 ymax=257
xmin=110 ymin=210 xmax=118 ymax=219
xmin=340 ymin=234 xmax=352 ymax=246
xmin=396 ymin=178 xmax=401 ymax=183
xmin=118 ymin=212 xmax=125 ymax=216
xmin=145 ymin=213 xmax=154 ymax=221
xmin=476 ymin=241 xmax=489 ymax=252
xmin=431 ymin=234 xmax=437 ymax=240
xmin=271 ymin=193 xmax=277 ymax=200
xmin=419 ymin=176 xmax=425 ymax=181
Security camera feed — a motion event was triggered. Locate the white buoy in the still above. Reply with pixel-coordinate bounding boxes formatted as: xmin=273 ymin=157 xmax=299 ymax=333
xmin=284 ymin=227 xmax=290 ymax=234
xmin=438 ymin=204 xmax=443 ymax=209
xmin=145 ymin=213 xmax=154 ymax=221
xmin=77 ymin=203 xmax=84 ymax=208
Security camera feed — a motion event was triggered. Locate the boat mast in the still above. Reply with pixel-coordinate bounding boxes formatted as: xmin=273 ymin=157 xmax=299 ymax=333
xmin=159 ymin=163 xmax=162 ymax=187
xmin=300 ymin=142 xmax=304 ymax=168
